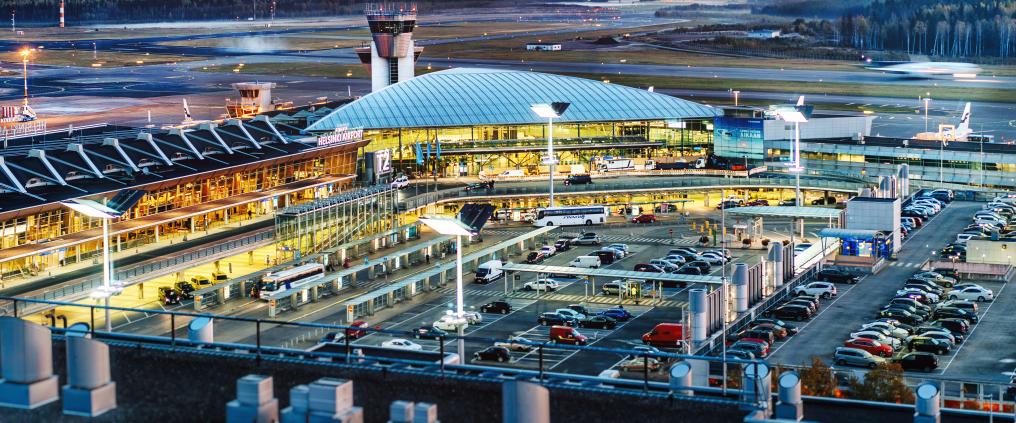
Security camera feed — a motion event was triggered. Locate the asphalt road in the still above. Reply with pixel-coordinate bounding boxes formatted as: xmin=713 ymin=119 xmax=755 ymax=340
xmin=766 ymin=201 xmax=989 ymax=379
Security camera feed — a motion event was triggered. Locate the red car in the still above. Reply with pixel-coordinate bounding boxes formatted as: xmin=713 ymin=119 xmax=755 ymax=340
xmin=631 ymin=213 xmax=656 ymax=224
xmin=746 ymin=199 xmax=770 ymax=206
xmin=844 ymin=337 xmax=892 ymax=357
xmin=345 ymin=321 xmax=369 ymax=339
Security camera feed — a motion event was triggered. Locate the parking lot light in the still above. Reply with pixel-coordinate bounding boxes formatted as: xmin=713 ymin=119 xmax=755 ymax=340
xmin=62 ymin=199 xmax=122 ymax=332
xmin=531 ymin=102 xmax=570 ymax=207
xmin=418 ymin=216 xmax=474 ymax=360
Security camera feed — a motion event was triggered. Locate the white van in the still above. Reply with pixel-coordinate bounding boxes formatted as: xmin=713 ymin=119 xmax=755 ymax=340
xmin=474 ymin=260 xmax=504 ymax=284
xmin=569 ymin=255 xmax=601 ymax=269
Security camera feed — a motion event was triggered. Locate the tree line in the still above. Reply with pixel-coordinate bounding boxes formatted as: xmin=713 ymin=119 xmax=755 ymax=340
xmin=839 ymin=0 xmax=1016 ymax=59
xmin=3 ymin=1 xmax=490 ymax=24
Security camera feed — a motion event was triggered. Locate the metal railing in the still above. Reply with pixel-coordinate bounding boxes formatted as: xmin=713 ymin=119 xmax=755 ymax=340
xmin=10 ymin=230 xmax=275 ymax=316
xmin=403 ymin=175 xmax=868 ymax=212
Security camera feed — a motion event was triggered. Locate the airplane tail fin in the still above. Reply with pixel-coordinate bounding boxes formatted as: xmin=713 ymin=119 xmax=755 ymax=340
xmin=183 ymin=99 xmax=193 ymax=122
xmin=796 ymin=96 xmax=805 ymax=107
xmin=957 ymin=102 xmax=971 ymax=133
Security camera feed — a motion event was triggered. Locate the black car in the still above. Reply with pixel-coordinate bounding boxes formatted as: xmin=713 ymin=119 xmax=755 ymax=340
xmin=878 ymin=309 xmax=923 ymax=325
xmin=905 ymin=279 xmax=944 ymax=295
xmin=590 ymin=250 xmax=616 ymax=265
xmin=817 ymin=269 xmax=859 ymax=284
xmin=881 ymin=304 xmax=930 ymax=320
xmin=175 ymin=281 xmax=196 ymax=299
xmin=908 ymin=337 xmax=950 ymax=355
xmin=568 ymin=304 xmax=591 ymax=316
xmin=685 ymin=260 xmax=712 ymax=272
xmin=888 ymin=297 xmax=931 ymax=313
xmin=931 ymin=268 xmax=960 ymax=280
xmin=564 ymin=174 xmax=593 ymax=185
xmin=930 ymin=318 xmax=970 ymax=334
xmin=753 ymin=318 xmax=799 ymax=335
xmin=578 ymin=316 xmax=617 ymax=329
xmin=675 ymin=265 xmax=703 ymax=275
xmin=538 ymin=312 xmax=575 ymax=326
xmin=480 ymin=301 xmax=512 ymax=314
xmin=554 ymin=239 xmax=572 ymax=251
xmin=811 ymin=196 xmax=837 ymax=205
xmin=933 ymin=307 xmax=978 ymax=323
xmin=895 ymin=352 xmax=939 ymax=372
xmin=414 ymin=326 xmax=448 ymax=340
xmin=769 ymin=305 xmax=812 ymax=321
xmin=914 ymin=326 xmax=965 ymax=343
xmin=786 ymin=298 xmax=817 ymax=313
xmin=158 ymin=287 xmax=181 ymax=305
xmin=473 ymin=346 xmax=511 ymax=362
xmin=463 ymin=182 xmax=488 ymax=191
xmin=730 ymin=341 xmax=767 ymax=358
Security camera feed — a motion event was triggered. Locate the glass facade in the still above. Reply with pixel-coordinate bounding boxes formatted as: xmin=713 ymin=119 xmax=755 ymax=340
xmin=0 ymin=149 xmax=358 ymax=281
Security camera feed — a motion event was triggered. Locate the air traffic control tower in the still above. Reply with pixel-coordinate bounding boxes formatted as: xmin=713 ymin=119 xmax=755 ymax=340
xmin=355 ymin=3 xmax=423 ymax=92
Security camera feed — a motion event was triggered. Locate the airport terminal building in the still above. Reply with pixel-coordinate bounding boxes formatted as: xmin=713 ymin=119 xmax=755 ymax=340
xmin=304 ymin=68 xmax=719 ymax=175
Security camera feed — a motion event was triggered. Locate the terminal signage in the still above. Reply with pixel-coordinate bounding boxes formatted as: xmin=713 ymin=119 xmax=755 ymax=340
xmin=374 ymin=149 xmax=392 ymax=176
xmin=317 ymin=125 xmax=363 ymax=146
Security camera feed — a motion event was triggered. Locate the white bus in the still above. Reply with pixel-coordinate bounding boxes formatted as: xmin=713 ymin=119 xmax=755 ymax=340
xmin=258 ymin=263 xmax=325 ymax=300
xmin=533 ymin=206 xmax=609 ymax=227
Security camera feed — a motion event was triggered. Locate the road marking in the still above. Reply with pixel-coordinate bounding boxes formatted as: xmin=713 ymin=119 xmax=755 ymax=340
xmin=937 ymin=283 xmax=1006 ymax=375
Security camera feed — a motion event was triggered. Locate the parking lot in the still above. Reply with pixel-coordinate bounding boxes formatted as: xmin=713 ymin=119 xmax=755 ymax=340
xmin=767 ymin=201 xmax=1016 ymax=381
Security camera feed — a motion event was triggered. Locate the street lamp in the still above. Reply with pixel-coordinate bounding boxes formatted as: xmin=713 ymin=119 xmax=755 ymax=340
xmin=923 ymin=96 xmax=931 ymax=134
xmin=774 ymin=97 xmax=810 ymax=206
xmin=531 ymin=102 xmax=570 ymax=208
xmin=417 ymin=216 xmax=474 ymax=361
xmin=61 ymin=198 xmax=123 ymax=332
xmin=19 ymin=48 xmax=32 ymax=107
xmin=731 ymin=90 xmax=740 ymax=107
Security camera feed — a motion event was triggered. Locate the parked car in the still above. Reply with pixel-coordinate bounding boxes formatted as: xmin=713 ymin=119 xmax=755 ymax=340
xmin=914 ymin=326 xmax=964 ymax=344
xmin=550 ymin=325 xmax=588 ymax=345
xmin=538 ymin=312 xmax=575 ymax=327
xmin=833 ymin=347 xmax=884 ymax=368
xmin=598 ymin=307 xmax=634 ymax=322
xmin=730 ymin=341 xmax=768 ymax=358
xmin=381 ymin=339 xmax=422 ymax=351
xmin=553 ymin=238 xmax=572 ymax=251
xmin=618 ymin=357 xmax=663 ymax=372
xmin=946 ymin=286 xmax=994 ymax=302
xmin=473 ymin=346 xmax=511 ymax=362
xmin=572 ymin=234 xmax=602 ymax=245
xmin=768 ymin=305 xmax=812 ymax=321
xmin=860 ymin=321 xmax=909 ymax=339
xmin=564 ymin=174 xmax=593 ymax=185
xmin=494 ymin=336 xmax=536 ymax=352
xmin=849 ymin=331 xmax=902 ymax=351
xmin=932 ymin=307 xmax=978 ymax=323
xmin=414 ymin=326 xmax=449 ymax=339
xmin=556 ymin=308 xmax=586 ymax=321
xmin=929 ymin=318 xmax=970 ymax=334
xmin=725 ymin=349 xmax=756 ymax=360
xmin=878 ymin=309 xmax=924 ymax=325
xmin=907 ymin=331 xmax=956 ymax=347
xmin=526 ymin=251 xmax=547 ymax=264
xmin=480 ymin=301 xmax=512 ymax=314
xmin=753 ymin=318 xmax=799 ymax=335
xmin=811 ymin=196 xmax=837 ymax=205
xmin=817 ymin=269 xmax=859 ymax=284
xmin=538 ymin=245 xmax=557 ymax=257
xmin=908 ymin=336 xmax=951 ymax=355
xmin=844 ymin=338 xmax=893 ymax=357
xmin=793 ymin=282 xmax=837 ymax=298
xmin=746 ymin=199 xmax=770 ymax=206
xmin=590 ymin=250 xmax=616 ymax=265
xmin=579 ymin=315 xmax=617 ymax=329
xmin=895 ymin=352 xmax=939 ymax=372
xmin=938 ymin=299 xmax=977 ymax=313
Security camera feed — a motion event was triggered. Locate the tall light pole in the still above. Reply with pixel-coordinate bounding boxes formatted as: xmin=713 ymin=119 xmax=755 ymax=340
xmin=62 ymin=199 xmax=123 ymax=332
xmin=531 ymin=102 xmax=570 ymax=208
xmin=418 ymin=216 xmax=474 ymax=361
xmin=20 ymin=48 xmax=31 ymax=107
xmin=940 ymin=139 xmax=947 ymax=185
xmin=732 ymin=90 xmax=740 ymax=107
xmin=775 ymin=97 xmax=809 ymax=206
xmin=923 ymin=96 xmax=931 ymax=134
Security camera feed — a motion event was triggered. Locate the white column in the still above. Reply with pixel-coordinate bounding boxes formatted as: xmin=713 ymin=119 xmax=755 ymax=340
xmin=455 ymin=235 xmax=465 ymax=360
xmin=102 ymin=218 xmax=111 ymax=332
xmin=548 ymin=117 xmax=555 ymax=207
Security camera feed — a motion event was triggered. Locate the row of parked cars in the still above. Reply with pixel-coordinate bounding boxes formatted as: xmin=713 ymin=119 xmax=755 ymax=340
xmin=900 ymin=189 xmax=951 ymax=241
xmin=939 ymin=195 xmax=1016 ymax=262
xmin=637 ymin=246 xmax=730 ymax=277
xmin=834 ymin=264 xmax=986 ymax=372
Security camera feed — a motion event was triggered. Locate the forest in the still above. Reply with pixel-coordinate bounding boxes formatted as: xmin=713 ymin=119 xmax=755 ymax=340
xmin=839 ymin=0 xmax=1016 ymax=59
xmin=2 ymin=1 xmax=491 ymax=23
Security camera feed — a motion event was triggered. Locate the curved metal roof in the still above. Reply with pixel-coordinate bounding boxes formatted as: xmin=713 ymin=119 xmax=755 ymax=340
xmin=305 ymin=68 xmax=719 ymax=131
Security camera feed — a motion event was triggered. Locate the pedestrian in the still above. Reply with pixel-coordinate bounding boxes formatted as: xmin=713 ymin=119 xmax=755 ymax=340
xmin=247 ymin=209 xmax=253 ymax=220
xmin=266 ymin=255 xmax=270 ymax=265
xmin=426 ymin=253 xmax=431 ymax=264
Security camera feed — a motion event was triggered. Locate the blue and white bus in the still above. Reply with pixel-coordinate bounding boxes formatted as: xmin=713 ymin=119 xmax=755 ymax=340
xmin=258 ymin=263 xmax=325 ymax=300
xmin=533 ymin=206 xmax=609 ymax=227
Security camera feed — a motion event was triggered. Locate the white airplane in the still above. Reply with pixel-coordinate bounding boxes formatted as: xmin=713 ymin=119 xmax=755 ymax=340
xmin=913 ymin=102 xmax=991 ymax=141
xmin=179 ymin=99 xmax=212 ymax=126
xmin=865 ymin=61 xmax=982 ymax=78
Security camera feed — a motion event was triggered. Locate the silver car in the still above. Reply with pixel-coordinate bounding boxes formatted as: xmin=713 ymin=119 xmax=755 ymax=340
xmin=834 ymin=347 xmax=885 ymax=368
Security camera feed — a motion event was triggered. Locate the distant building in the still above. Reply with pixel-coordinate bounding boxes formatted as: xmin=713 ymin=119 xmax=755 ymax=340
xmin=746 ymin=29 xmax=780 ymax=39
xmin=526 ymin=43 xmax=562 ymax=51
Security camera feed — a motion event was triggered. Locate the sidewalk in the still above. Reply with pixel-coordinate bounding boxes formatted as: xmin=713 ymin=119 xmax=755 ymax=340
xmin=1 ymin=214 xmax=275 ymax=295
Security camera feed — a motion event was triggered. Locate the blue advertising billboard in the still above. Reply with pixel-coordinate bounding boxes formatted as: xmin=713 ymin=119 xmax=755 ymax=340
xmin=713 ymin=117 xmax=765 ymax=160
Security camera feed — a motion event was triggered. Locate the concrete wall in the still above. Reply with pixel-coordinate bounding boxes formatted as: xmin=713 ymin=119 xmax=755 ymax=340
xmin=965 ymin=239 xmax=1016 ymax=265
xmin=5 ymin=341 xmax=746 ymax=423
